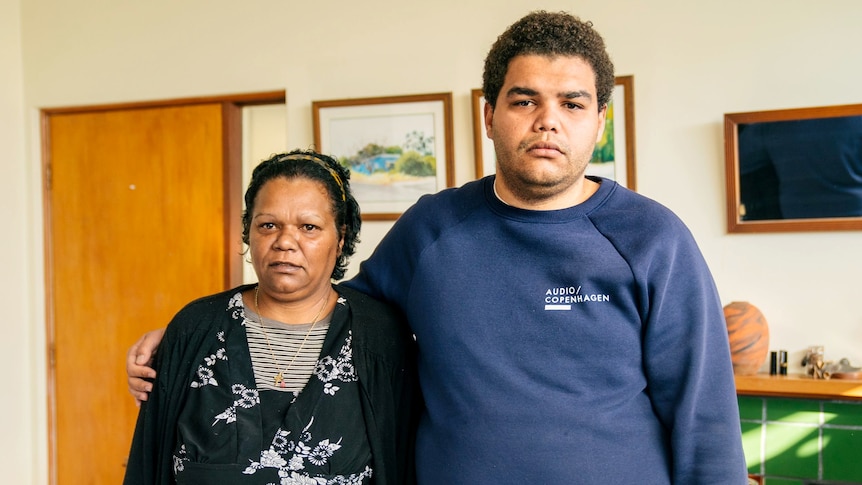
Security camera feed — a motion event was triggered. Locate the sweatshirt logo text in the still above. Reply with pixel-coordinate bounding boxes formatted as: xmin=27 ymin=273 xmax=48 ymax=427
xmin=544 ymin=286 xmax=610 ymax=310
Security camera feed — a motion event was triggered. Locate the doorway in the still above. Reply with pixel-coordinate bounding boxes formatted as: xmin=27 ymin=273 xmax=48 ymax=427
xmin=41 ymin=91 xmax=285 ymax=484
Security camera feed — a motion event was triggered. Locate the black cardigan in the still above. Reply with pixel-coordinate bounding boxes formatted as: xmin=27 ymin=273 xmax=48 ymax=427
xmin=124 ymin=283 xmax=420 ymax=485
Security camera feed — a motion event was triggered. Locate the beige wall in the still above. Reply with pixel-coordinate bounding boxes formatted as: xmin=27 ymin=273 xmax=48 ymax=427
xmin=6 ymin=0 xmax=862 ymax=481
xmin=2 ymin=0 xmax=41 ymax=482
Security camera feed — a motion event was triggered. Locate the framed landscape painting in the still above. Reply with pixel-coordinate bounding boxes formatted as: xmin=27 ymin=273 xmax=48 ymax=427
xmin=313 ymin=93 xmax=454 ymax=220
xmin=586 ymin=75 xmax=636 ymax=190
xmin=471 ymin=89 xmax=496 ymax=178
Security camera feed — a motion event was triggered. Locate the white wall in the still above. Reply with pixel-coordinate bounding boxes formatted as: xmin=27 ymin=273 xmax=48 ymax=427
xmin=8 ymin=0 xmax=862 ymax=482
xmin=1 ymin=0 xmax=42 ymax=482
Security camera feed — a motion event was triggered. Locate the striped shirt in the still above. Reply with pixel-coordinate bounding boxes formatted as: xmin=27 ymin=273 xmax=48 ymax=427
xmin=243 ymin=307 xmax=331 ymax=393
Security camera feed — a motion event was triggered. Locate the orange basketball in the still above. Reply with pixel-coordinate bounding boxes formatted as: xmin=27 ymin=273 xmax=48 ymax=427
xmin=723 ymin=301 xmax=770 ymax=375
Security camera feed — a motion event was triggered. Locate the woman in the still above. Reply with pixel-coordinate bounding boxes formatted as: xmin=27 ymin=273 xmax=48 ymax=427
xmin=124 ymin=149 xmax=419 ymax=485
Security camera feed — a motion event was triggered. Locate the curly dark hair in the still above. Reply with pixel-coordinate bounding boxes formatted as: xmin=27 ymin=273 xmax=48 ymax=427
xmin=482 ymin=10 xmax=615 ymax=111
xmin=241 ymin=149 xmax=361 ymax=281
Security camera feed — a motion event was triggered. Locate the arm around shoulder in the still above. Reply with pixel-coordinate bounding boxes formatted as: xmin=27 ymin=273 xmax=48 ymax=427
xmin=126 ymin=327 xmax=166 ymax=404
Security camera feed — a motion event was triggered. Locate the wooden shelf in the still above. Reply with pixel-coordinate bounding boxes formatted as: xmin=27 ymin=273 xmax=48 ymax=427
xmin=735 ymin=373 xmax=862 ymax=401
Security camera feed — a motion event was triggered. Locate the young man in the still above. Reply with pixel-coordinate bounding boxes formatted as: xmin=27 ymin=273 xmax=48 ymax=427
xmin=128 ymin=11 xmax=748 ymax=483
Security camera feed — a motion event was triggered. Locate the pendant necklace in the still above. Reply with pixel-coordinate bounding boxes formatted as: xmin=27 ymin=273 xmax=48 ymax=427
xmin=254 ymin=285 xmax=329 ymax=388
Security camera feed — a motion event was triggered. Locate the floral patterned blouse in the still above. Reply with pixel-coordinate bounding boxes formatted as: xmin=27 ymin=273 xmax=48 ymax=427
xmin=137 ymin=289 xmax=374 ymax=485
xmin=125 ymin=284 xmax=419 ymax=485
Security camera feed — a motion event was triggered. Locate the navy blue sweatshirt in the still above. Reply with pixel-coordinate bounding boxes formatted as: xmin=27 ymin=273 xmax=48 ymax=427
xmin=347 ymin=176 xmax=747 ymax=484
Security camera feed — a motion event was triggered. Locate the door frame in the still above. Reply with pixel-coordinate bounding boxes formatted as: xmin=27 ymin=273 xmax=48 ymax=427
xmin=40 ymin=90 xmax=285 ymax=484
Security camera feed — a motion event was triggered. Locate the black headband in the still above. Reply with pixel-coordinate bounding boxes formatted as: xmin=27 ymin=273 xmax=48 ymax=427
xmin=276 ymin=153 xmax=346 ymax=201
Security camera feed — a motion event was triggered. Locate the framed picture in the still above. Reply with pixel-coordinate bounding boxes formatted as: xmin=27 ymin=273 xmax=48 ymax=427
xmin=590 ymin=75 xmax=636 ymax=190
xmin=724 ymin=103 xmax=862 ymax=233
xmin=313 ymin=92 xmax=454 ymax=220
xmin=471 ymin=89 xmax=496 ymax=178
xmin=471 ymin=75 xmax=636 ymax=191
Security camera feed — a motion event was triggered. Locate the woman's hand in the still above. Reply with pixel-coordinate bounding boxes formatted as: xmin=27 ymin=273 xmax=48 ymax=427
xmin=126 ymin=328 xmax=166 ymax=405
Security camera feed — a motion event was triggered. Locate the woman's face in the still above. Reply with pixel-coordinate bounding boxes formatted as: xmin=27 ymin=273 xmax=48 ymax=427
xmin=249 ymin=176 xmax=342 ymax=302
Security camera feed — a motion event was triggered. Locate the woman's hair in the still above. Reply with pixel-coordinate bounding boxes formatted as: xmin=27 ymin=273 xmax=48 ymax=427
xmin=482 ymin=10 xmax=615 ymax=111
xmin=242 ymin=149 xmax=361 ymax=281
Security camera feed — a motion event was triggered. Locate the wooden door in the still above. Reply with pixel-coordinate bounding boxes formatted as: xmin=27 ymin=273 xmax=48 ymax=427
xmin=44 ymin=103 xmax=234 ymax=484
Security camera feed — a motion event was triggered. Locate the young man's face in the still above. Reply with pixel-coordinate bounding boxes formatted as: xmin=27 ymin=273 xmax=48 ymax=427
xmin=485 ymin=54 xmax=606 ymax=207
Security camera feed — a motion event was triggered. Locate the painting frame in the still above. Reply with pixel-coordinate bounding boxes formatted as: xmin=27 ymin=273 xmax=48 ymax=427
xmin=471 ymin=75 xmax=636 ymax=191
xmin=313 ymin=92 xmax=454 ymax=220
xmin=724 ymin=103 xmax=862 ymax=233
xmin=471 ymin=89 xmax=497 ymax=179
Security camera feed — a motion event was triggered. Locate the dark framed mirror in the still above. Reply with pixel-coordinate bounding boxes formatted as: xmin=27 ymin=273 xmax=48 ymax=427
xmin=724 ymin=104 xmax=862 ymax=233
